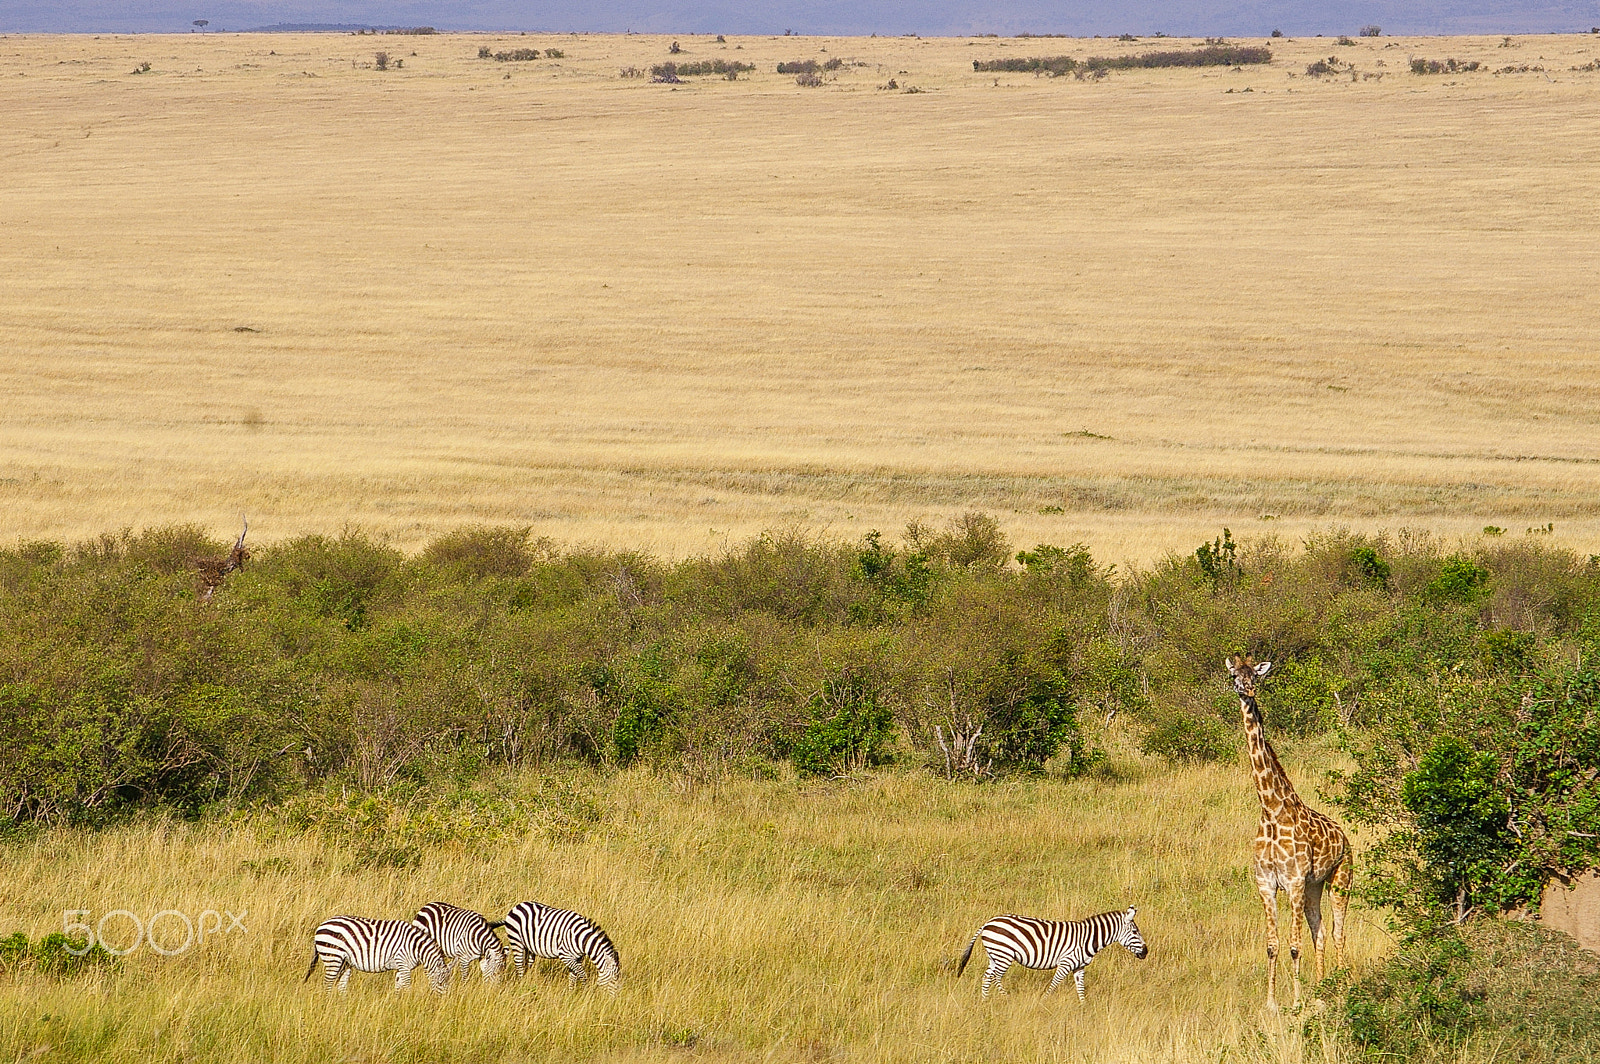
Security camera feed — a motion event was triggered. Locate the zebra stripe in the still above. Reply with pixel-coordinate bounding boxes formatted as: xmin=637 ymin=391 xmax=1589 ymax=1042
xmin=500 ymin=900 xmax=621 ymax=993
xmin=303 ymin=915 xmax=452 ymax=994
xmin=956 ymin=906 xmax=1148 ymax=1000
xmin=413 ymin=902 xmax=507 ymax=984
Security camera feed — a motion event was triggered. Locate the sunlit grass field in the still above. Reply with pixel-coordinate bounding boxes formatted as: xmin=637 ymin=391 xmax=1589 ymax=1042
xmin=0 ymin=746 xmax=1383 ymax=1063
xmin=3 ymin=31 xmax=1600 ymax=563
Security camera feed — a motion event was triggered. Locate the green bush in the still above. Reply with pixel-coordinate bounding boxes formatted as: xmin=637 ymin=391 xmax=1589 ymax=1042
xmin=422 ymin=525 xmax=545 ymax=580
xmin=788 ymin=671 xmax=895 ymax=776
xmin=1423 ymin=556 xmax=1490 ymax=605
xmin=1337 ymin=921 xmax=1600 ymax=1062
xmin=0 ymin=931 xmax=117 ymax=977
xmin=1140 ymin=709 xmax=1234 ymax=763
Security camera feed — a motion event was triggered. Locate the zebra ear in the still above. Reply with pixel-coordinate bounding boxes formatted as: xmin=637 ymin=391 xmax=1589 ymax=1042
xmin=1126 ymin=906 xmax=1136 ymax=917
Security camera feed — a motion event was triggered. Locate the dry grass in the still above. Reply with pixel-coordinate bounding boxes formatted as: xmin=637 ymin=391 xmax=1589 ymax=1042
xmin=0 ymin=744 xmax=1381 ymax=1063
xmin=3 ymin=31 xmax=1600 ymax=564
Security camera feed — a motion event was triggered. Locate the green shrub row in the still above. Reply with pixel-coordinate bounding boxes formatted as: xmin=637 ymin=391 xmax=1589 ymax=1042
xmin=2 ymin=517 xmax=1598 ymax=922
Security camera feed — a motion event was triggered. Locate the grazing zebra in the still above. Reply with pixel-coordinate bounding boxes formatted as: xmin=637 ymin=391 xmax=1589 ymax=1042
xmin=956 ymin=906 xmax=1148 ymax=1000
xmin=303 ymin=916 xmax=452 ymax=994
xmin=412 ymin=902 xmax=507 ymax=984
xmin=498 ymin=901 xmax=621 ymax=993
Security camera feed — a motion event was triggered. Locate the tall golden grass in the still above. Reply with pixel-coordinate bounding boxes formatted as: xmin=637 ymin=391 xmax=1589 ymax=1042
xmin=0 ymin=741 xmax=1384 ymax=1063
xmin=2 ymin=32 xmax=1600 ymax=563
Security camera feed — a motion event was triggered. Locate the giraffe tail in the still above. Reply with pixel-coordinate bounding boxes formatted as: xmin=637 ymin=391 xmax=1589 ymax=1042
xmin=956 ymin=931 xmax=980 ymax=977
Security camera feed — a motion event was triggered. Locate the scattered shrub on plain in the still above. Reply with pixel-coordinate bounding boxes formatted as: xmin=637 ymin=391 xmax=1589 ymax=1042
xmin=973 ymin=56 xmax=1078 ymax=75
xmin=1082 ymin=45 xmax=1272 ymax=71
xmin=1411 ymin=58 xmax=1482 ymax=74
xmin=650 ymin=59 xmax=755 ymax=78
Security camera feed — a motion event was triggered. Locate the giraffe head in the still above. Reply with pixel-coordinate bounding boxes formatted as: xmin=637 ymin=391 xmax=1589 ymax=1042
xmin=1225 ymin=654 xmax=1271 ymax=697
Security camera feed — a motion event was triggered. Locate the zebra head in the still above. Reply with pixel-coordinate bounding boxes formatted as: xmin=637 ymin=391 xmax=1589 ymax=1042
xmin=420 ymin=937 xmax=453 ymax=994
xmin=1119 ymin=906 xmax=1149 ymax=959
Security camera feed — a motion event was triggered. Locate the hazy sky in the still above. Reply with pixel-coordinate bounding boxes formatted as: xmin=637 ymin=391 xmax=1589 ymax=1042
xmin=5 ymin=2 xmax=1600 ymax=36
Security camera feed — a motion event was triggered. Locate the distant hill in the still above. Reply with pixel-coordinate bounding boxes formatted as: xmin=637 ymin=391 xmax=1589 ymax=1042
xmin=241 ymin=24 xmax=402 ymax=33
xmin=4 ymin=1 xmax=1599 ymax=37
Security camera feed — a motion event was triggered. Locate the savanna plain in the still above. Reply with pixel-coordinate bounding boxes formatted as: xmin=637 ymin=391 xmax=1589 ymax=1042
xmin=4 ymin=27 xmax=1600 ymax=1064
xmin=2 ymin=29 xmax=1600 ymax=560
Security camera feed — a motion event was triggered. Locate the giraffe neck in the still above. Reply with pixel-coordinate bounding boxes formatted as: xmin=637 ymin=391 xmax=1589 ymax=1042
xmin=1240 ymin=693 xmax=1299 ymax=812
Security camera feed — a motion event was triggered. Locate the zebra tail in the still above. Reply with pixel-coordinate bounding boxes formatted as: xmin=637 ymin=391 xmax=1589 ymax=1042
xmin=302 ymin=947 xmax=320 ymax=983
xmin=956 ymin=931 xmax=980 ymax=978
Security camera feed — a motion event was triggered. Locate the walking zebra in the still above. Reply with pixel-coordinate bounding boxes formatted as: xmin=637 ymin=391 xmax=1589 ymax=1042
xmin=498 ymin=901 xmax=621 ymax=993
xmin=303 ymin=916 xmax=452 ymax=994
xmin=956 ymin=906 xmax=1148 ymax=1000
xmin=413 ymin=902 xmax=507 ymax=984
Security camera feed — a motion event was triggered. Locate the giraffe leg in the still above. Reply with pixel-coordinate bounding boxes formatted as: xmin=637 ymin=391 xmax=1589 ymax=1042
xmin=1331 ymin=858 xmax=1353 ymax=972
xmin=1304 ymin=878 xmax=1326 ymax=984
xmin=1286 ymin=879 xmax=1308 ymax=1010
xmin=1257 ymin=879 xmax=1280 ymax=1012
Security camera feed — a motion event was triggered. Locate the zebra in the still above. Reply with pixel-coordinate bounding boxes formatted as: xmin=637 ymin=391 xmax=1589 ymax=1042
xmin=956 ymin=906 xmax=1148 ymax=1000
xmin=498 ymin=900 xmax=621 ymax=993
xmin=412 ymin=901 xmax=507 ymax=984
xmin=303 ymin=915 xmax=452 ymax=994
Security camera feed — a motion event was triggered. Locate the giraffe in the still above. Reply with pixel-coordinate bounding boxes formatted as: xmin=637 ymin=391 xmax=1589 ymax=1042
xmin=1225 ymin=654 xmax=1353 ymax=1011
xmin=195 ymin=514 xmax=250 ymax=603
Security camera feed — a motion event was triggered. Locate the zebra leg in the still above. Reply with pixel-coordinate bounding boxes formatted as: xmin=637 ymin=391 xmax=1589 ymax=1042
xmin=395 ymin=966 xmax=413 ymax=991
xmin=511 ymin=945 xmax=527 ymax=977
xmin=336 ymin=964 xmax=351 ymax=993
xmin=1045 ymin=964 xmax=1069 ymax=995
xmin=981 ymin=960 xmax=1010 ymax=999
xmin=1073 ymin=969 xmax=1086 ymax=1002
xmin=323 ymin=957 xmax=346 ymax=992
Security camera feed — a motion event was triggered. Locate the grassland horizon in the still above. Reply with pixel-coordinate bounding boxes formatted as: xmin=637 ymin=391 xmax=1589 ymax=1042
xmin=3 ymin=30 xmax=1600 ymax=566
